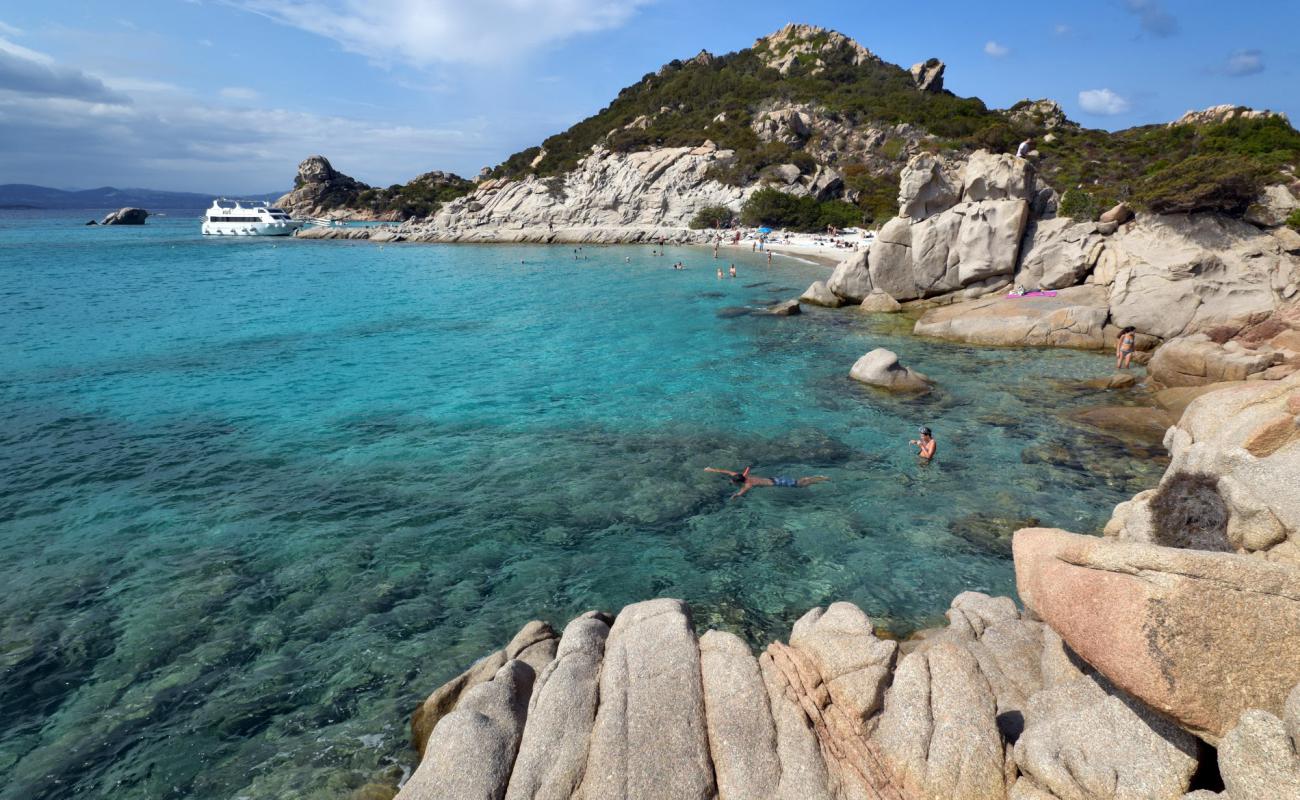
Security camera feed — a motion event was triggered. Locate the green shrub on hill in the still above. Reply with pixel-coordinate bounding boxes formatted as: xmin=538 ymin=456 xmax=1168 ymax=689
xmin=739 ymin=187 xmax=863 ymax=231
xmin=1285 ymin=208 xmax=1300 ymax=231
xmin=1132 ymin=154 xmax=1270 ymax=215
xmin=353 ymin=174 xmax=474 ymax=220
xmin=689 ymin=205 xmax=735 ymax=229
xmin=1058 ymin=189 xmax=1105 ymax=221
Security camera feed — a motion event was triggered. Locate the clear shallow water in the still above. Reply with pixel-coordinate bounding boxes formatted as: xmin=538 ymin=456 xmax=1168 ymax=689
xmin=0 ymin=210 xmax=1165 ymax=799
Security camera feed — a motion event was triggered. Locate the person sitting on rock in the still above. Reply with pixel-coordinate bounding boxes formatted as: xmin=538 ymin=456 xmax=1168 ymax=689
xmin=705 ymin=466 xmax=829 ymax=499
xmin=1116 ymin=326 xmax=1137 ymax=370
xmin=910 ymin=427 xmax=937 ymax=460
xmin=1016 ymin=138 xmax=1034 ymax=158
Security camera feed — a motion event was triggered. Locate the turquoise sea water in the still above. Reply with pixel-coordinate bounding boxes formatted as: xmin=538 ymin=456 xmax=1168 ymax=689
xmin=0 ymin=210 xmax=1165 ymax=799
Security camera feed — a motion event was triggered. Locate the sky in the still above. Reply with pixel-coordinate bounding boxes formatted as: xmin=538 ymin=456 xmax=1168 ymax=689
xmin=0 ymin=0 xmax=1296 ymax=194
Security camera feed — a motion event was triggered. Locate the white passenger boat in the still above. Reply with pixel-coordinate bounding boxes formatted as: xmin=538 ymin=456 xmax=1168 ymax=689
xmin=201 ymin=200 xmax=303 ymax=236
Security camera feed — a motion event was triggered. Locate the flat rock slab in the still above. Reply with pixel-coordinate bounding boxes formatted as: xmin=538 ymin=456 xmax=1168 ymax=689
xmin=1069 ymin=405 xmax=1176 ymax=445
xmin=913 ymin=285 xmax=1109 ymax=349
xmin=1014 ymin=527 xmax=1300 ymax=741
xmin=577 ymin=599 xmax=715 ymax=800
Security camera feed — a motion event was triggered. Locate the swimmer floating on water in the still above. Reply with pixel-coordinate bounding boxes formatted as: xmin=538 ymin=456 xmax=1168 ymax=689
xmin=705 ymin=466 xmax=829 ymax=499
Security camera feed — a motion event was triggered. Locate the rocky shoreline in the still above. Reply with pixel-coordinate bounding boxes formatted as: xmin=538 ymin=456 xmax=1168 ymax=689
xmin=386 ymin=372 xmax=1299 ymax=800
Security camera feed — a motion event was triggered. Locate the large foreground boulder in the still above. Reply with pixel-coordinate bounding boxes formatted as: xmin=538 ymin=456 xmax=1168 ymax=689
xmin=698 ymin=631 xmax=780 ymax=800
xmin=1104 ymin=214 xmax=1296 ymax=340
xmin=100 ymin=207 xmax=148 ymax=225
xmin=849 ymin=348 xmax=932 ymax=391
xmin=1013 ymin=669 xmax=1198 ymax=800
xmin=410 ymin=620 xmax=558 ymax=754
xmin=873 ymin=641 xmax=1007 ymax=800
xmin=505 ymin=614 xmax=610 ymax=800
xmin=913 ymin=285 xmax=1109 ymax=349
xmin=397 ymin=660 xmax=535 ymax=800
xmin=577 ymin=599 xmax=715 ymax=800
xmin=1014 ymin=527 xmax=1300 ymax=741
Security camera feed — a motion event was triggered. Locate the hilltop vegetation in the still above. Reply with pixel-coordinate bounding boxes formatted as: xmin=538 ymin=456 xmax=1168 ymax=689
xmin=486 ymin=25 xmax=1299 ymax=225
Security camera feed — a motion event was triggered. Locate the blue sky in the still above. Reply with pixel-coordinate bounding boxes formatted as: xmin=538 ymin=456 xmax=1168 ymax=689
xmin=1 ymin=0 xmax=1296 ymax=193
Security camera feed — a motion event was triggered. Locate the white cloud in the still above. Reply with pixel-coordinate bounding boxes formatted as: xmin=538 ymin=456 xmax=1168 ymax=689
xmin=199 ymin=38 xmax=214 ymax=47
xmin=1053 ymin=23 xmax=1070 ymax=36
xmin=1078 ymin=88 xmax=1131 ymax=116
xmin=0 ymin=20 xmax=23 ymax=37
xmin=232 ymin=0 xmax=651 ymax=67
xmin=984 ymin=40 xmax=1009 ymax=58
xmin=1226 ymin=49 xmax=1264 ymax=77
xmin=219 ymin=86 xmax=261 ymax=101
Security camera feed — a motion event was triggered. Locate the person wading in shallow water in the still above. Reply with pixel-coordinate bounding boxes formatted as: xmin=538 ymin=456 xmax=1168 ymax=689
xmin=1116 ymin=326 xmax=1137 ymax=370
xmin=705 ymin=466 xmax=829 ymax=499
xmin=909 ymin=427 xmax=937 ymax=460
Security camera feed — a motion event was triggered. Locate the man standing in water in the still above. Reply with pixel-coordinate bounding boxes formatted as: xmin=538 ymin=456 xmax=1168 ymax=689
xmin=910 ymin=426 xmax=937 ymax=460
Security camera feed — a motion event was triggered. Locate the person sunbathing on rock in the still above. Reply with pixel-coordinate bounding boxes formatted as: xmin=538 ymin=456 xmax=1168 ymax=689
xmin=705 ymin=466 xmax=829 ymax=499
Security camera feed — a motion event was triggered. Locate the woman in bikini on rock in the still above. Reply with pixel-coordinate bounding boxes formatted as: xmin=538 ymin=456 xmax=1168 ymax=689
xmin=705 ymin=466 xmax=829 ymax=499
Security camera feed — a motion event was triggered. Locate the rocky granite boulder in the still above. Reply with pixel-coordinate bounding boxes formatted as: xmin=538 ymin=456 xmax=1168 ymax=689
xmin=753 ymin=23 xmax=879 ymax=75
xmin=854 ymin=150 xmax=1035 ymax=302
xmin=1244 ymin=184 xmax=1300 ymax=229
xmin=1016 ymin=218 xmax=1109 ymax=291
xmin=429 ymin=144 xmax=750 ymax=235
xmin=100 ymin=207 xmax=148 ymax=225
xmin=397 ymin=659 xmax=535 ymax=800
xmin=800 ymin=280 xmax=844 ymax=307
xmin=909 ymin=58 xmax=945 ymax=92
xmin=1211 ymin=695 xmax=1300 ymax=800
xmin=859 ymin=290 xmax=902 ymax=313
xmin=578 ymin=599 xmax=715 ymax=799
xmin=410 ymin=620 xmax=557 ymax=754
xmin=913 ymin=285 xmax=1110 ymax=349
xmin=789 ymin=603 xmax=897 ymax=724
xmin=1160 ymin=373 xmax=1300 ymax=559
xmin=766 ymin=299 xmax=802 ymax=316
xmin=849 ymin=348 xmax=932 ymax=391
xmin=1147 ymin=334 xmax=1277 ymax=387
xmin=1171 ymin=104 xmax=1290 ymax=127
xmin=1104 ymin=214 xmax=1297 ymax=340
xmin=698 ymin=631 xmax=780 ymax=800
xmin=873 ymin=640 xmax=1007 ymax=800
xmin=504 ymin=613 xmax=610 ymax=800
xmin=897 ymin=153 xmax=960 ymax=222
xmin=275 ymin=155 xmax=370 ymax=219
xmin=827 ymin=251 xmax=873 ymax=303
xmin=1014 ymin=527 xmax=1300 ymax=742
xmin=1012 ymin=668 xmax=1198 ymax=800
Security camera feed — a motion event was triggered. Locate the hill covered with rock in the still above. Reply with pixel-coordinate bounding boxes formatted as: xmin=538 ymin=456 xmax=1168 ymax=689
xmin=274 ymin=155 xmax=473 ymax=221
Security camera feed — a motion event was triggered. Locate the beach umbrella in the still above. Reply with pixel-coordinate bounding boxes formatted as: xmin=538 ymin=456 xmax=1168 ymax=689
xmin=757 ymin=226 xmax=773 ymax=234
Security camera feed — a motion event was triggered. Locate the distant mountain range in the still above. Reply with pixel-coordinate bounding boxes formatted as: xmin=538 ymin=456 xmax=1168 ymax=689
xmin=0 ymin=184 xmax=286 ymax=210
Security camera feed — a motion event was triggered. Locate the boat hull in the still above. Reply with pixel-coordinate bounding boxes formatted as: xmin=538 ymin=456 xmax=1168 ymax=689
xmin=201 ymin=221 xmax=302 ymax=237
